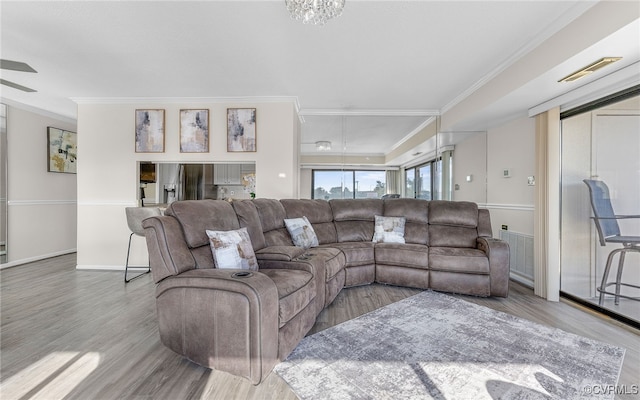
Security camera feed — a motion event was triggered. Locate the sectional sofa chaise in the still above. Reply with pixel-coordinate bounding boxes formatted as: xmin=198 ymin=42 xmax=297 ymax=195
xmin=142 ymin=198 xmax=510 ymax=384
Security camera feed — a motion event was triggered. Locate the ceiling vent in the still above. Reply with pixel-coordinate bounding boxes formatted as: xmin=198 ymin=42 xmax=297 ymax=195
xmin=558 ymin=57 xmax=622 ymax=83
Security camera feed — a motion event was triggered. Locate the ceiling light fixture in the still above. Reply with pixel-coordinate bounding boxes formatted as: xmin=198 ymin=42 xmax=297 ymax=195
xmin=285 ymin=0 xmax=345 ymax=25
xmin=558 ymin=57 xmax=622 ymax=83
xmin=315 ymin=141 xmax=332 ymax=151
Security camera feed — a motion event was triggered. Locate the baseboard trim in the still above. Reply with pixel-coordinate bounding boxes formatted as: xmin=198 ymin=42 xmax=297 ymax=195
xmin=75 ymin=265 xmax=148 ymax=271
xmin=510 ymin=272 xmax=534 ymax=289
xmin=0 ymin=249 xmax=77 ymax=269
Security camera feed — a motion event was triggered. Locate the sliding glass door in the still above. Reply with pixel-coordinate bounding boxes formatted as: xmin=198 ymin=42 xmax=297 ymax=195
xmin=560 ymin=92 xmax=640 ymax=324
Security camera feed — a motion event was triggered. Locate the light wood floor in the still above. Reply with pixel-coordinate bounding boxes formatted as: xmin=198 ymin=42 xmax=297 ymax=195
xmin=1 ymin=254 xmax=638 ymax=400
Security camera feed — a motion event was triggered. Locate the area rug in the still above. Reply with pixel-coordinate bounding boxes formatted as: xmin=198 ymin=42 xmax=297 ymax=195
xmin=275 ymin=290 xmax=625 ymax=400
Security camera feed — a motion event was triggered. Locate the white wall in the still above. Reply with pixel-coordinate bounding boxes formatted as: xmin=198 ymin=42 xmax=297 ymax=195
xmin=453 ymin=116 xmax=536 ymax=237
xmin=485 ymin=116 xmax=536 ymax=236
xmin=76 ymin=100 xmax=298 ymax=269
xmin=452 ymin=132 xmax=487 ymax=205
xmin=2 ymin=104 xmax=77 ymax=267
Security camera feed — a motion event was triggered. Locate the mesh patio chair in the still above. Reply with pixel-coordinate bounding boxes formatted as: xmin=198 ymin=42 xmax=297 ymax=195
xmin=125 ymin=206 xmax=162 ymax=283
xmin=583 ymin=179 xmax=640 ymax=305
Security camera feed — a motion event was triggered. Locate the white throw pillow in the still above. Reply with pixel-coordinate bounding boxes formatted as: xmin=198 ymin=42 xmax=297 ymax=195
xmin=206 ymin=227 xmax=258 ymax=270
xmin=284 ymin=216 xmax=319 ymax=249
xmin=372 ymin=215 xmax=406 ymax=244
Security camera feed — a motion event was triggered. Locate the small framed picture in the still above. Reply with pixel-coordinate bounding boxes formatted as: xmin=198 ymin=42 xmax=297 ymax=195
xmin=135 ymin=109 xmax=165 ymax=152
xmin=47 ymin=127 xmax=77 ymax=173
xmin=227 ymin=108 xmax=256 ymax=152
xmin=180 ymin=109 xmax=209 ymax=153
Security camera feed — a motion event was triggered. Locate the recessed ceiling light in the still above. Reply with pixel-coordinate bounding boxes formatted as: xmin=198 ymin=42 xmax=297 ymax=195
xmin=558 ymin=57 xmax=622 ymax=83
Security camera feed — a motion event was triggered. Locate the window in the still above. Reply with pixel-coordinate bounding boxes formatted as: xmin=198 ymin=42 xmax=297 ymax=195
xmin=312 ymin=170 xmax=386 ymax=199
xmin=405 ymin=155 xmax=451 ymax=200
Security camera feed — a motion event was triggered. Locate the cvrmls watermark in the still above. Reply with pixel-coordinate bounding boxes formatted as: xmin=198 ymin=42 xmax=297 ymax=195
xmin=583 ymin=384 xmax=638 ymax=395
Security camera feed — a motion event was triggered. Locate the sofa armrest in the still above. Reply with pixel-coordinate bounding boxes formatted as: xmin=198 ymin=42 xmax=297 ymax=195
xmin=477 ymin=237 xmax=510 ymax=297
xmin=143 ymin=216 xmax=196 ymax=283
xmin=155 ymin=269 xmax=279 ymax=385
xmin=255 ymin=245 xmax=306 ymax=262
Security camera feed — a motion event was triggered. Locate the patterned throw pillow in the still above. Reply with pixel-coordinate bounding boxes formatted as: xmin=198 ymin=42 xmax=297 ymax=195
xmin=206 ymin=227 xmax=258 ymax=270
xmin=284 ymin=216 xmax=319 ymax=249
xmin=372 ymin=215 xmax=406 ymax=243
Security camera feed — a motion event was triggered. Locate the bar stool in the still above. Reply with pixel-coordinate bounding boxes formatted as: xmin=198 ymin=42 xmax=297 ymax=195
xmin=125 ymin=207 xmax=161 ymax=283
xmin=583 ymin=179 xmax=640 ymax=305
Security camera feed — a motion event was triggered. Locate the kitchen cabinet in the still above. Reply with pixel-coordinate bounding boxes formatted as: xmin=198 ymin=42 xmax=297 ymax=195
xmin=214 ymin=164 xmax=242 ymax=185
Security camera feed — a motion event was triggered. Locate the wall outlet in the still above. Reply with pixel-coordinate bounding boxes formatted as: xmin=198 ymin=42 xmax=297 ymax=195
xmin=527 ymin=176 xmax=535 ymax=186
xmin=501 ymin=224 xmax=508 ymax=230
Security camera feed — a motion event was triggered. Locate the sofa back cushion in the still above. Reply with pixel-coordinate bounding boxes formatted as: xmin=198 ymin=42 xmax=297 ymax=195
xmin=165 ymin=200 xmax=240 ymax=249
xmin=232 ymin=200 xmax=267 ymax=250
xmin=252 ymin=198 xmax=294 ymax=246
xmin=428 ymin=201 xmax=479 ymax=248
xmin=163 ymin=200 xmax=241 ymax=268
xmin=383 ymin=198 xmax=429 ymax=245
xmin=281 ymin=199 xmax=337 ymax=244
xmin=330 ymin=199 xmax=382 ymax=242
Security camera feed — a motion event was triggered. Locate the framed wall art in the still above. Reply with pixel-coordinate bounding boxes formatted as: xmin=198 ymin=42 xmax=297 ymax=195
xmin=227 ymin=108 xmax=256 ymax=152
xmin=180 ymin=109 xmax=209 ymax=153
xmin=135 ymin=109 xmax=165 ymax=153
xmin=47 ymin=127 xmax=77 ymax=174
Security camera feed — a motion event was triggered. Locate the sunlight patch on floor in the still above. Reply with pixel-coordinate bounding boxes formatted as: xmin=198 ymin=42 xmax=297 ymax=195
xmin=0 ymin=351 xmax=101 ymax=399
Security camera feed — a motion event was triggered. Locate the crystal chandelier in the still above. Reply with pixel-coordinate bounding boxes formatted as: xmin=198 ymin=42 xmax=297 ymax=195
xmin=285 ymin=0 xmax=345 ymax=25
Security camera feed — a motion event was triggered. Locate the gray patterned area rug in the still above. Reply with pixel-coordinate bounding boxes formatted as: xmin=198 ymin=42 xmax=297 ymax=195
xmin=275 ymin=290 xmax=625 ymax=400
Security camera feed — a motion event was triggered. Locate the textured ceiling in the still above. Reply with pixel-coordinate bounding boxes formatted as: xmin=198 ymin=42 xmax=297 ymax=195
xmin=1 ymin=1 xmax=637 ymax=161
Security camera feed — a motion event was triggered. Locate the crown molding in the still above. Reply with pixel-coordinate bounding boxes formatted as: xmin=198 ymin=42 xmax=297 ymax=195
xmin=440 ymin=1 xmax=598 ymax=115
xmin=387 ymin=116 xmax=437 ymax=154
xmin=0 ymin=98 xmax=77 ymax=125
xmin=299 ymin=109 xmax=439 ymax=117
xmin=71 ymin=96 xmax=301 ymax=109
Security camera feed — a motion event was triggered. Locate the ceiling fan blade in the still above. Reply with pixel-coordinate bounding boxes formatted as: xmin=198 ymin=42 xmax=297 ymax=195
xmin=0 ymin=59 xmax=37 ymax=73
xmin=0 ymin=79 xmax=37 ymax=92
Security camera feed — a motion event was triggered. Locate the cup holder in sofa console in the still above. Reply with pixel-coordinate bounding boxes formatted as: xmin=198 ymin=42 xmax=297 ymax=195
xmin=231 ymin=271 xmax=253 ymax=278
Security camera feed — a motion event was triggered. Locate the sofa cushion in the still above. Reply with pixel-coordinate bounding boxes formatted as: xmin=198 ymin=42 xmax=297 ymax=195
xmin=429 ymin=200 xmax=478 ymax=227
xmin=206 ymin=227 xmax=258 ymax=270
xmin=253 ymin=199 xmax=294 ymax=247
xmin=383 ymin=198 xmax=429 ymax=245
xmin=232 ymin=200 xmax=266 ymax=250
xmin=260 ymin=269 xmax=316 ymax=328
xmin=375 ymin=243 xmax=429 ymax=269
xmin=324 ymin=242 xmax=375 ymax=267
xmin=429 ymin=247 xmax=490 ymax=274
xmin=334 ymin=221 xmax=375 ymax=242
xmin=281 ymin=199 xmax=337 ymax=244
xmin=429 ymin=225 xmax=479 ymax=248
xmin=330 ymin=199 xmax=383 ymax=221
xmin=372 ymin=215 xmax=406 ymax=244
xmin=255 ymin=246 xmax=306 ymax=262
xmin=284 ymin=216 xmax=319 ymax=249
xmin=307 ymin=247 xmax=345 ymax=282
xmin=166 ymin=200 xmax=240 ymax=249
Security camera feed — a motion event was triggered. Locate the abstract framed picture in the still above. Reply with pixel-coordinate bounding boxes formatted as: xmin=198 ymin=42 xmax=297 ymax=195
xmin=135 ymin=109 xmax=165 ymax=153
xmin=227 ymin=108 xmax=256 ymax=152
xmin=180 ymin=109 xmax=209 ymax=153
xmin=47 ymin=127 xmax=77 ymax=174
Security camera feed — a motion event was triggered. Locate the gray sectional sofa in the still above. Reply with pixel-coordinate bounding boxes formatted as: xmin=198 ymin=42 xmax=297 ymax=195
xmin=142 ymin=198 xmax=510 ymax=384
